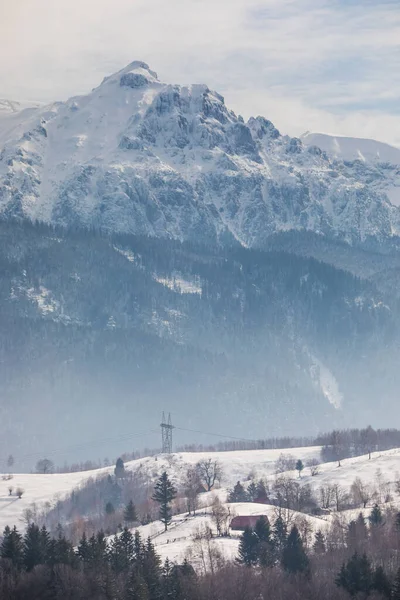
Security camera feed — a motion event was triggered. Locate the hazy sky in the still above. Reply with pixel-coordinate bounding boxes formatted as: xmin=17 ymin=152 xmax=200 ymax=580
xmin=1 ymin=0 xmax=399 ymax=145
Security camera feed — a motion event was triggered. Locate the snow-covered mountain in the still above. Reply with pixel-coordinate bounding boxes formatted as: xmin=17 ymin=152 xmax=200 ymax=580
xmin=301 ymin=131 xmax=400 ymax=207
xmin=2 ymin=61 xmax=400 ymax=462
xmin=1 ymin=61 xmax=400 ymax=246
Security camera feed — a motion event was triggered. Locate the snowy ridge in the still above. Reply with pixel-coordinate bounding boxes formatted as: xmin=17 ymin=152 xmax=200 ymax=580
xmin=1 ymin=62 xmax=400 ymax=245
xmin=301 ymin=132 xmax=400 ymax=207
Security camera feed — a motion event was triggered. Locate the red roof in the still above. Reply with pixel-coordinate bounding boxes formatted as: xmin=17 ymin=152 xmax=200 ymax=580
xmin=230 ymin=515 xmax=266 ymax=530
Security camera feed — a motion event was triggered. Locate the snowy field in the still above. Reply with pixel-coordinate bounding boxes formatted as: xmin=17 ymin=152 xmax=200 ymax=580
xmin=1 ymin=445 xmax=400 ymax=564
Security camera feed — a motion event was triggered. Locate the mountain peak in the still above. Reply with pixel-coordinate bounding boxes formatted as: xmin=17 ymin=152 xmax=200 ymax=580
xmin=98 ymin=61 xmax=160 ymax=90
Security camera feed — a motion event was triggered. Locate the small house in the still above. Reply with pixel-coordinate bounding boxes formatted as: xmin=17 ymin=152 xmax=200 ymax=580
xmin=230 ymin=515 xmax=266 ymax=530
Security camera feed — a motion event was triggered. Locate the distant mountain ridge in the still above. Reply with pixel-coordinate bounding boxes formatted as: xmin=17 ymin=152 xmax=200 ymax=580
xmin=0 ymin=60 xmax=400 ymax=247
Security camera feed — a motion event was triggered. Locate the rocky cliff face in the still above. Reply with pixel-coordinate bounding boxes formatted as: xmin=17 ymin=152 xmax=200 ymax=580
xmin=1 ymin=61 xmax=399 ymax=248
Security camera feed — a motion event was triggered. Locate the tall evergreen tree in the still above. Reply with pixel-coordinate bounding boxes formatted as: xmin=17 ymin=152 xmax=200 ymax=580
xmin=23 ymin=523 xmax=49 ymax=571
xmin=372 ymin=565 xmax=391 ymax=599
xmin=247 ymin=481 xmax=258 ymax=502
xmin=273 ymin=514 xmax=287 ymax=554
xmin=48 ymin=528 xmax=76 ymax=568
xmin=256 ymin=480 xmax=269 ymax=502
xmin=281 ymin=525 xmax=309 ymax=575
xmin=114 ymin=457 xmax=126 ymax=478
xmin=126 ymin=570 xmax=150 ymax=600
xmin=124 ymin=500 xmax=138 ymax=524
xmin=228 ymin=481 xmax=248 ymax=503
xmin=313 ymin=530 xmax=326 ymax=554
xmin=336 ymin=552 xmax=373 ymax=597
xmin=141 ymin=537 xmax=162 ymax=600
xmin=392 ymin=567 xmax=400 ymax=600
xmin=295 ymin=459 xmax=304 ymax=478
xmin=369 ymin=504 xmax=383 ymax=526
xmin=77 ymin=532 xmax=90 ymax=564
xmin=0 ymin=525 xmax=23 ymax=568
xmin=152 ymin=472 xmax=177 ymax=532
xmin=254 ymin=516 xmax=274 ymax=567
xmin=109 ymin=527 xmax=134 ymax=573
xmin=237 ymin=526 xmax=259 ymax=566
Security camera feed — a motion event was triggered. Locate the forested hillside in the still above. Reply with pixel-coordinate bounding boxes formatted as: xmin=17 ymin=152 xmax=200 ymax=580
xmin=1 ymin=219 xmax=399 ymax=466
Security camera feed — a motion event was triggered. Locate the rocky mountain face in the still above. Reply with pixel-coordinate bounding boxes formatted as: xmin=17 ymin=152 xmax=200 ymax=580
xmin=1 ymin=62 xmax=400 ymax=464
xmin=1 ymin=61 xmax=400 ymax=248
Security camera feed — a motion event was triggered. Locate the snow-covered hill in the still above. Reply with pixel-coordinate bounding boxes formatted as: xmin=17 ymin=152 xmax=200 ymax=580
xmin=3 ymin=444 xmax=400 ymax=557
xmin=0 ymin=446 xmax=321 ymax=533
xmin=1 ymin=61 xmax=400 ymax=246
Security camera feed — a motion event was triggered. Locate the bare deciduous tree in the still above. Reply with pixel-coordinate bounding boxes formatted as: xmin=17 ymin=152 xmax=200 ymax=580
xmin=319 ymin=485 xmax=334 ymax=510
xmin=332 ymin=483 xmax=348 ymax=511
xmin=196 ymin=459 xmax=223 ymax=491
xmin=186 ymin=524 xmax=224 ymax=575
xmin=274 ymin=454 xmax=296 ymax=474
xmin=210 ymin=496 xmax=230 ymax=536
xmin=16 ymin=487 xmax=24 ymax=499
xmin=184 ymin=466 xmax=201 ymax=515
xmin=36 ymin=458 xmax=55 ymax=474
xmin=350 ymin=477 xmax=372 ymax=508
xmin=307 ymin=458 xmax=320 ymax=477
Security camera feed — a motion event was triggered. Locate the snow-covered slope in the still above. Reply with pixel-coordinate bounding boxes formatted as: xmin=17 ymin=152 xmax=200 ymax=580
xmin=0 ymin=447 xmax=322 ymax=533
xmin=2 ymin=445 xmax=399 ymax=535
xmin=301 ymin=132 xmax=400 ymax=207
xmin=3 ymin=445 xmax=400 ymax=565
xmin=301 ymin=132 xmax=400 ymax=165
xmin=1 ymin=61 xmax=400 ymax=246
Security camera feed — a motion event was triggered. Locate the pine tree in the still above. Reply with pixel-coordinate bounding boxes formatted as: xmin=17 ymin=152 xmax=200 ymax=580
xmin=356 ymin=512 xmax=369 ymax=541
xmin=395 ymin=512 xmax=400 ymax=531
xmin=313 ymin=530 xmax=326 ymax=554
xmin=369 ymin=504 xmax=383 ymax=526
xmin=152 ymin=472 xmax=177 ymax=532
xmin=133 ymin=530 xmax=143 ymax=565
xmin=372 ymin=565 xmax=391 ymax=599
xmin=77 ymin=532 xmax=90 ymax=564
xmin=228 ymin=481 xmax=248 ymax=503
xmin=295 ymin=459 xmax=304 ymax=478
xmin=48 ymin=528 xmax=76 ymax=568
xmin=124 ymin=500 xmax=138 ymax=524
xmin=273 ymin=514 xmax=287 ymax=554
xmin=109 ymin=527 xmax=134 ymax=573
xmin=105 ymin=501 xmax=115 ymax=515
xmin=247 ymin=482 xmax=258 ymax=502
xmin=336 ymin=552 xmax=372 ymax=597
xmin=0 ymin=525 xmax=23 ymax=568
xmin=392 ymin=567 xmax=400 ymax=600
xmin=281 ymin=525 xmax=309 ymax=574
xmin=254 ymin=516 xmax=274 ymax=567
xmin=256 ymin=479 xmax=269 ymax=502
xmin=114 ymin=457 xmax=125 ymax=479
xmin=141 ymin=537 xmax=162 ymax=600
xmin=237 ymin=526 xmax=259 ymax=566
xmin=126 ymin=570 xmax=150 ymax=600
xmin=86 ymin=531 xmax=108 ymax=569
xmin=23 ymin=523 xmax=49 ymax=571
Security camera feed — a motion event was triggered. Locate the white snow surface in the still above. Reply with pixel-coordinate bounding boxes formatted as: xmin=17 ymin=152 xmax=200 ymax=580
xmin=1 ymin=61 xmax=400 ymax=244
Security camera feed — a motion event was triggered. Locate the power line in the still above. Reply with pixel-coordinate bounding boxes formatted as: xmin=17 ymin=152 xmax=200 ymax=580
xmin=174 ymin=425 xmax=258 ymax=443
xmin=2 ymin=429 xmax=159 ymax=465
